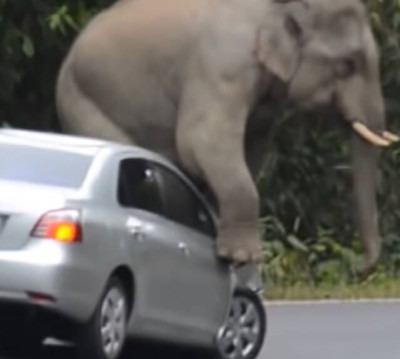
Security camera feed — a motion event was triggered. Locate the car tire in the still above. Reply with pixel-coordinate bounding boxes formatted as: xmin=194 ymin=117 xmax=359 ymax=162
xmin=215 ymin=289 xmax=267 ymax=359
xmin=77 ymin=276 xmax=129 ymax=359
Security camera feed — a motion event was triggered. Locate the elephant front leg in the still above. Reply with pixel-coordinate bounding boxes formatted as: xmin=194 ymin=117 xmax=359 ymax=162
xmin=186 ymin=134 xmax=262 ymax=264
xmin=176 ymin=87 xmax=263 ymax=264
xmin=200 ymin=145 xmax=262 ymax=263
xmin=218 ymin=200 xmax=263 ymax=264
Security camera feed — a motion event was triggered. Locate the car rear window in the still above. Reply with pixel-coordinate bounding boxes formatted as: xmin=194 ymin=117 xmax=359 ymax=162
xmin=0 ymin=142 xmax=94 ymax=189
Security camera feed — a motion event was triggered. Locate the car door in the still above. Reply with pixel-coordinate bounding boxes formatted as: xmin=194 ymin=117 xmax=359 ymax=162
xmin=115 ymin=157 xmax=199 ymax=338
xmin=149 ymin=161 xmax=233 ymax=340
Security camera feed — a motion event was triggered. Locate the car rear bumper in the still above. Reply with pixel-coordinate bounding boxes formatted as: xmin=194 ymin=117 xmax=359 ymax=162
xmin=0 ymin=301 xmax=80 ymax=341
xmin=0 ymin=239 xmax=104 ymax=324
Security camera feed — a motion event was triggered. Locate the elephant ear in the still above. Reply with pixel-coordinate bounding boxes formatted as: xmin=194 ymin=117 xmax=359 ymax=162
xmin=256 ymin=1 xmax=310 ymax=83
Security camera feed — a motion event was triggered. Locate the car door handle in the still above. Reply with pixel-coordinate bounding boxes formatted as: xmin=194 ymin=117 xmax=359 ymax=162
xmin=126 ymin=223 xmax=142 ymax=233
xmin=178 ymin=242 xmax=190 ymax=257
xmin=126 ymin=217 xmax=142 ymax=231
xmin=126 ymin=219 xmax=144 ymax=242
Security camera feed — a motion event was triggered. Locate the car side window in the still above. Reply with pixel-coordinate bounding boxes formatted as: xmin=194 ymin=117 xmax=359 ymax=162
xmin=151 ymin=163 xmax=216 ymax=238
xmin=117 ymin=158 xmax=164 ymax=216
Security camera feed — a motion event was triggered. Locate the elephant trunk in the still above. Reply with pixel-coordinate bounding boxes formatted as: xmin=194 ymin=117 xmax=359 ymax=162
xmin=351 ymin=132 xmax=381 ymax=274
xmin=343 ymin=70 xmax=391 ymax=274
xmin=335 ymin=37 xmax=395 ymax=273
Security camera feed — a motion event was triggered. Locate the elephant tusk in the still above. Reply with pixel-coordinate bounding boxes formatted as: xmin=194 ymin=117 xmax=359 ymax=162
xmin=352 ymin=122 xmax=390 ymax=147
xmin=382 ymin=131 xmax=400 ymax=143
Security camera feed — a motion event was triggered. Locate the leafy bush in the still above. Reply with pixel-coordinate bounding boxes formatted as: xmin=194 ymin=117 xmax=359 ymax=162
xmin=0 ymin=1 xmax=109 ymax=130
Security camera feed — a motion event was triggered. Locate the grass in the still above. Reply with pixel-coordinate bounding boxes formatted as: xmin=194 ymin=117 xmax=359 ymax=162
xmin=264 ymin=279 xmax=400 ymax=301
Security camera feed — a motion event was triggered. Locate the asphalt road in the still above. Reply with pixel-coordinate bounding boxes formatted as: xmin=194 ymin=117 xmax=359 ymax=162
xmin=263 ymin=300 xmax=400 ymax=359
xmin=2 ymin=300 xmax=400 ymax=359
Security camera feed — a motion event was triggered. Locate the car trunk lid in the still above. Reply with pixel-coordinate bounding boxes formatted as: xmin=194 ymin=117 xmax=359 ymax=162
xmin=0 ymin=180 xmax=78 ymax=249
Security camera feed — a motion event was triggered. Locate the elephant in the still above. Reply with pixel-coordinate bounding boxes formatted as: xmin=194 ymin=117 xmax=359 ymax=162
xmin=56 ymin=0 xmax=398 ymax=273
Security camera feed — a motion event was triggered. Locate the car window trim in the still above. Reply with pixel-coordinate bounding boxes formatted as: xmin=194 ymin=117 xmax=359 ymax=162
xmin=148 ymin=161 xmax=217 ymax=239
xmin=113 ymin=151 xmax=218 ymax=238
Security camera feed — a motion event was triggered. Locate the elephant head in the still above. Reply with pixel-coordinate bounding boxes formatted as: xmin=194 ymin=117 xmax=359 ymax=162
xmin=256 ymin=0 xmax=398 ymax=273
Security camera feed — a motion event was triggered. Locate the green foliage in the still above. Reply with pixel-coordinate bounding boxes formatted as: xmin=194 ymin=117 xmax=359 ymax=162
xmin=0 ymin=0 xmax=110 ymax=130
xmin=1 ymin=1 xmax=400 ymax=290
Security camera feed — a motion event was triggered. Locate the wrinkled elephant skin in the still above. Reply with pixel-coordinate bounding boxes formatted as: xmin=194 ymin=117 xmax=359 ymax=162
xmin=56 ymin=0 xmax=395 ymax=271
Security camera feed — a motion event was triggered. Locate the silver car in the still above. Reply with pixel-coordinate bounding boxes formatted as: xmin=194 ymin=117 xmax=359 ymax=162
xmin=0 ymin=128 xmax=266 ymax=359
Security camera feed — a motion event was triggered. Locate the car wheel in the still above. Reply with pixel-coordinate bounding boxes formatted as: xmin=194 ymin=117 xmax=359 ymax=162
xmin=215 ymin=290 xmax=266 ymax=359
xmin=78 ymin=276 xmax=129 ymax=359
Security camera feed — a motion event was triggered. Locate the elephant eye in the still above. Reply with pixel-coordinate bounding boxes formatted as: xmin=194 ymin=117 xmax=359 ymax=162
xmin=335 ymin=59 xmax=356 ymax=78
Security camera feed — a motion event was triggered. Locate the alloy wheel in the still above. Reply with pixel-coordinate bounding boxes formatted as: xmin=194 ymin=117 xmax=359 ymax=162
xmin=217 ymin=292 xmax=265 ymax=359
xmin=100 ymin=286 xmax=128 ymax=359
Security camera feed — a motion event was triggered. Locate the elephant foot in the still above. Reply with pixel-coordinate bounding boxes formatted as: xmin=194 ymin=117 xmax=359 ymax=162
xmin=216 ymin=223 xmax=263 ymax=264
xmin=356 ymin=248 xmax=381 ymax=279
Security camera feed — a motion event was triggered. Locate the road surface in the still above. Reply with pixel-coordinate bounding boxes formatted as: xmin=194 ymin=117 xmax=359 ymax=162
xmin=263 ymin=300 xmax=400 ymax=359
xmin=2 ymin=300 xmax=400 ymax=358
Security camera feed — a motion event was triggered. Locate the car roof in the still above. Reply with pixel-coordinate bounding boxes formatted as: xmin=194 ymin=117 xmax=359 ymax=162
xmin=0 ymin=128 xmax=116 ymax=155
xmin=0 ymin=128 xmax=193 ymax=184
xmin=0 ymin=128 xmax=165 ymax=160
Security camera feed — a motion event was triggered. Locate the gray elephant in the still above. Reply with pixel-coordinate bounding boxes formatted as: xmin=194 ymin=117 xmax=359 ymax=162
xmin=56 ymin=0 xmax=398 ymax=272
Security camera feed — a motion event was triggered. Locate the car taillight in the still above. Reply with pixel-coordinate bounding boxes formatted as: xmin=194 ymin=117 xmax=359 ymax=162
xmin=31 ymin=209 xmax=82 ymax=243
